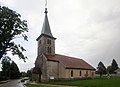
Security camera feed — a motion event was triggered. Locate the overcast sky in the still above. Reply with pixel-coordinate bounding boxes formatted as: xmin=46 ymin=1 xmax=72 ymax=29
xmin=0 ymin=0 xmax=120 ymax=72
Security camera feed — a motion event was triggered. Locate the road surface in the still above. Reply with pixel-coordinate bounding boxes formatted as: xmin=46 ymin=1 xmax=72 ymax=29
xmin=0 ymin=80 xmax=25 ymax=87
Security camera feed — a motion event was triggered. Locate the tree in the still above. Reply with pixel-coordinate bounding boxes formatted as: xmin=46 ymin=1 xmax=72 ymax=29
xmin=97 ymin=61 xmax=106 ymax=77
xmin=1 ymin=56 xmax=20 ymax=79
xmin=10 ymin=61 xmax=20 ymax=79
xmin=27 ymin=69 xmax=32 ymax=77
xmin=107 ymin=59 xmax=119 ymax=74
xmin=20 ymin=72 xmax=27 ymax=77
xmin=27 ymin=68 xmax=33 ymax=81
xmin=111 ymin=59 xmax=118 ymax=70
xmin=107 ymin=65 xmax=113 ymax=74
xmin=0 ymin=6 xmax=28 ymax=61
xmin=111 ymin=59 xmax=119 ymax=73
xmin=1 ymin=56 xmax=11 ymax=79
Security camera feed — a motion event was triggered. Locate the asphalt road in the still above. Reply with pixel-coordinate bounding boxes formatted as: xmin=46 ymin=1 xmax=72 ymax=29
xmin=0 ymin=80 xmax=25 ymax=87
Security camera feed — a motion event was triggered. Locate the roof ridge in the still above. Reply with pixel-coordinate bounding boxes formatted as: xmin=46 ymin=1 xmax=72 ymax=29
xmin=55 ymin=54 xmax=82 ymax=60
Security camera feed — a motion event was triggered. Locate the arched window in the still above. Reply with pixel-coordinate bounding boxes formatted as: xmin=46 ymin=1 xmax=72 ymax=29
xmin=80 ymin=71 xmax=82 ymax=76
xmin=47 ymin=47 xmax=51 ymax=53
xmin=47 ymin=47 xmax=49 ymax=53
xmin=38 ymin=40 xmax=41 ymax=46
xmin=85 ymin=71 xmax=88 ymax=77
xmin=39 ymin=40 xmax=41 ymax=44
xmin=92 ymin=72 xmax=94 ymax=77
xmin=47 ymin=39 xmax=51 ymax=44
xmin=49 ymin=40 xmax=51 ymax=44
xmin=47 ymin=39 xmax=49 ymax=44
xmin=71 ymin=70 xmax=73 ymax=77
xmin=49 ymin=47 xmax=51 ymax=53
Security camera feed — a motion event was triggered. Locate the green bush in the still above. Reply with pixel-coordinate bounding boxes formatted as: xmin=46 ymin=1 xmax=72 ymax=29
xmin=0 ymin=76 xmax=9 ymax=81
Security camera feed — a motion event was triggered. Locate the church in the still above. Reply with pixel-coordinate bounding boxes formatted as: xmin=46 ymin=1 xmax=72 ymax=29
xmin=33 ymin=8 xmax=96 ymax=82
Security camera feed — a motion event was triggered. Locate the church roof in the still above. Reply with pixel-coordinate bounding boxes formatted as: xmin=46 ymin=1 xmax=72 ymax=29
xmin=45 ymin=54 xmax=95 ymax=70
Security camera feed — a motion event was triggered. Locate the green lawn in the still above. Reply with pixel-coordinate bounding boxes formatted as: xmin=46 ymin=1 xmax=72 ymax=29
xmin=28 ymin=84 xmax=52 ymax=87
xmin=28 ymin=77 xmax=120 ymax=87
xmin=45 ymin=76 xmax=120 ymax=87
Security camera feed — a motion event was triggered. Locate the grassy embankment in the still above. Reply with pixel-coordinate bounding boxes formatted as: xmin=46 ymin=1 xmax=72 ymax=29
xmin=28 ymin=76 xmax=120 ymax=87
xmin=28 ymin=84 xmax=52 ymax=87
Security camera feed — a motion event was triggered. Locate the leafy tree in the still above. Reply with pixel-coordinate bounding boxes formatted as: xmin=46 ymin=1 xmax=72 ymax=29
xmin=20 ymin=72 xmax=27 ymax=77
xmin=97 ymin=61 xmax=106 ymax=77
xmin=27 ymin=69 xmax=32 ymax=77
xmin=111 ymin=59 xmax=119 ymax=73
xmin=1 ymin=56 xmax=20 ymax=79
xmin=107 ymin=59 xmax=119 ymax=74
xmin=0 ymin=6 xmax=28 ymax=61
xmin=1 ymin=56 xmax=11 ymax=79
xmin=111 ymin=59 xmax=118 ymax=70
xmin=27 ymin=68 xmax=34 ymax=81
xmin=10 ymin=61 xmax=20 ymax=79
xmin=107 ymin=65 xmax=112 ymax=74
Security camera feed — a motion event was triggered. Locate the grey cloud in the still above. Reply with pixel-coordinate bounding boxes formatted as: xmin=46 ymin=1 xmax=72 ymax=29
xmin=1 ymin=0 xmax=120 ymax=71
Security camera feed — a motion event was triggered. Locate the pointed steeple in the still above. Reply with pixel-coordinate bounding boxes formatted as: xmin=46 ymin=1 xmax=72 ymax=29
xmin=37 ymin=8 xmax=55 ymax=41
xmin=41 ymin=8 xmax=53 ymax=37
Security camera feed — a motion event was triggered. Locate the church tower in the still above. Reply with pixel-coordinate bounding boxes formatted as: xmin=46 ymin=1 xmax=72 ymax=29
xmin=36 ymin=8 xmax=56 ymax=56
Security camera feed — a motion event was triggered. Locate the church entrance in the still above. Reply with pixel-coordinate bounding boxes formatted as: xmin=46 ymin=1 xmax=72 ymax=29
xmin=38 ymin=72 xmax=42 ymax=82
xmin=33 ymin=67 xmax=42 ymax=82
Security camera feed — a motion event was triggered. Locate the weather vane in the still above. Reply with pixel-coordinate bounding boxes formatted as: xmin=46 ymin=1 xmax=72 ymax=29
xmin=45 ymin=0 xmax=47 ymax=8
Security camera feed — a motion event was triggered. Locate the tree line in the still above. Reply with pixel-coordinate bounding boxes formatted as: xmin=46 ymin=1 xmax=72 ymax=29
xmin=97 ymin=59 xmax=119 ymax=77
xmin=0 ymin=56 xmax=20 ymax=80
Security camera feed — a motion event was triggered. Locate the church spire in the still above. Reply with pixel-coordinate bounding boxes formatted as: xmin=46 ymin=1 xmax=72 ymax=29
xmin=37 ymin=7 xmax=55 ymax=41
xmin=41 ymin=8 xmax=53 ymax=37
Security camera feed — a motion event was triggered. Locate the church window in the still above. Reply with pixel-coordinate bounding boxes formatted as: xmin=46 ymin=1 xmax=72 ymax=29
xmin=47 ymin=39 xmax=51 ymax=44
xmin=47 ymin=47 xmax=51 ymax=53
xmin=71 ymin=70 xmax=73 ymax=77
xmin=47 ymin=39 xmax=49 ymax=44
xmin=92 ymin=72 xmax=94 ymax=77
xmin=38 ymin=40 xmax=41 ymax=46
xmin=80 ymin=71 xmax=82 ymax=76
xmin=47 ymin=47 xmax=49 ymax=53
xmin=39 ymin=40 xmax=41 ymax=44
xmin=49 ymin=40 xmax=51 ymax=44
xmin=49 ymin=47 xmax=51 ymax=53
xmin=85 ymin=71 xmax=88 ymax=77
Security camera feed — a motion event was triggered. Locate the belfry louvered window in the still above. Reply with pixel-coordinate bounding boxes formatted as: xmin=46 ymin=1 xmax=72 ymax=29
xmin=47 ymin=39 xmax=51 ymax=44
xmin=47 ymin=47 xmax=51 ymax=53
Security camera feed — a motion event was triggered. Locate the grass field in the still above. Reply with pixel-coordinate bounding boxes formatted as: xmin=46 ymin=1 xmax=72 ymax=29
xmin=28 ymin=84 xmax=52 ymax=87
xmin=28 ymin=76 xmax=120 ymax=87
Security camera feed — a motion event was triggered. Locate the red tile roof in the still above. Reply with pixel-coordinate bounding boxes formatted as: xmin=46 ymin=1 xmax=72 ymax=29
xmin=45 ymin=54 xmax=95 ymax=70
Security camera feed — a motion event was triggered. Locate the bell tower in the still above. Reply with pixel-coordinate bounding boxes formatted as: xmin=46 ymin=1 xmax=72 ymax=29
xmin=36 ymin=8 xmax=56 ymax=56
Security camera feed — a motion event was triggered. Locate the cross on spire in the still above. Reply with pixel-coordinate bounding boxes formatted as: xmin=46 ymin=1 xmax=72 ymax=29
xmin=45 ymin=0 xmax=48 ymax=14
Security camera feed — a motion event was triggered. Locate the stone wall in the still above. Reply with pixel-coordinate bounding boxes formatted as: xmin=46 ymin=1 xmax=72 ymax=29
xmin=47 ymin=60 xmax=59 ymax=80
xmin=58 ymin=62 xmax=66 ymax=79
xmin=37 ymin=36 xmax=55 ymax=56
xmin=46 ymin=60 xmax=96 ymax=80
xmin=65 ymin=69 xmax=95 ymax=79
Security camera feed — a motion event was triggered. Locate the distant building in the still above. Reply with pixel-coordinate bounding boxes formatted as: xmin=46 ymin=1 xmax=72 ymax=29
xmin=33 ymin=8 xmax=95 ymax=82
xmin=114 ymin=68 xmax=120 ymax=76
